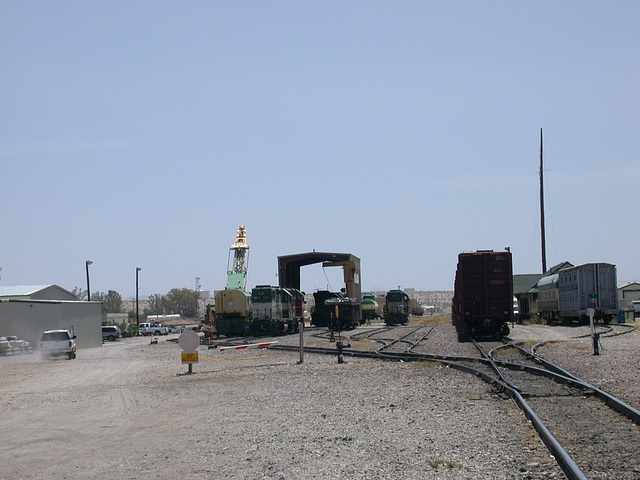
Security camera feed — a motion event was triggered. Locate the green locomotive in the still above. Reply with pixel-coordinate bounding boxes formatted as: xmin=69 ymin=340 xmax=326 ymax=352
xmin=383 ymin=289 xmax=409 ymax=326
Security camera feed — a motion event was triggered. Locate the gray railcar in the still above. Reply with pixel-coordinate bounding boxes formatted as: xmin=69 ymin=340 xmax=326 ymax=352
xmin=558 ymin=263 xmax=618 ymax=323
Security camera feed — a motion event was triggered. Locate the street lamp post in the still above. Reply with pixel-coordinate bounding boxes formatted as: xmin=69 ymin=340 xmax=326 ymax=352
xmin=136 ymin=267 xmax=142 ymax=330
xmin=86 ymin=260 xmax=93 ymax=301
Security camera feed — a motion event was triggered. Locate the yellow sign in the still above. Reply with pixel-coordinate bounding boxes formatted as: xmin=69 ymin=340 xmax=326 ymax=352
xmin=182 ymin=352 xmax=199 ymax=364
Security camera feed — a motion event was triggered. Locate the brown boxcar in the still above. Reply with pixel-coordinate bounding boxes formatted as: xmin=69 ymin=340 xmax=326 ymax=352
xmin=452 ymin=250 xmax=513 ymax=342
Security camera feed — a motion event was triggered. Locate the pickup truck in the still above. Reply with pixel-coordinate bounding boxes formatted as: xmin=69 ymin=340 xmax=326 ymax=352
xmin=139 ymin=323 xmax=170 ymax=336
xmin=40 ymin=329 xmax=76 ymax=360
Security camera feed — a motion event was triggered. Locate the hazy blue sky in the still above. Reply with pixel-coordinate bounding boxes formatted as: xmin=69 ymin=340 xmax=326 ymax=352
xmin=2 ymin=1 xmax=639 ymax=299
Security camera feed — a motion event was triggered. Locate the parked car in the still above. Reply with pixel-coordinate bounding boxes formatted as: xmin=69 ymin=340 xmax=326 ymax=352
xmin=102 ymin=325 xmax=122 ymax=342
xmin=40 ymin=330 xmax=76 ymax=360
xmin=139 ymin=323 xmax=170 ymax=336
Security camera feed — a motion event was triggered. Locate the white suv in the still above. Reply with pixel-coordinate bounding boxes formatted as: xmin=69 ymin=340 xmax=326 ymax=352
xmin=40 ymin=330 xmax=77 ymax=360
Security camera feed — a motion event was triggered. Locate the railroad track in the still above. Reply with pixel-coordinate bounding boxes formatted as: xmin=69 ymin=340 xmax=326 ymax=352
xmin=471 ymin=338 xmax=640 ymax=479
xmin=530 ymin=323 xmax=638 ymax=357
xmin=270 ymin=324 xmax=640 ymax=479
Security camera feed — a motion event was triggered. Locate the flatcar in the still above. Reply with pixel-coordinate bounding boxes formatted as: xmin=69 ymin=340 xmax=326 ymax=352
xmin=452 ymin=250 xmax=513 ymax=342
xmin=383 ymin=290 xmax=409 ymax=326
xmin=249 ymin=285 xmax=304 ymax=336
xmin=311 ymin=290 xmax=360 ymax=330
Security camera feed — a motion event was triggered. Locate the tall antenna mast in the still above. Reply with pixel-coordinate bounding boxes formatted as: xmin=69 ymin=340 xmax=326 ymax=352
xmin=539 ymin=128 xmax=547 ymax=273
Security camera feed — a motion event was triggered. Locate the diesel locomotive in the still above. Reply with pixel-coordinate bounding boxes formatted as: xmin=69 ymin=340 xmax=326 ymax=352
xmin=311 ymin=290 xmax=361 ymax=330
xmin=249 ymin=285 xmax=304 ymax=336
xmin=383 ymin=290 xmax=410 ymax=326
xmin=214 ymin=285 xmax=305 ymax=337
xmin=214 ymin=288 xmax=252 ymax=336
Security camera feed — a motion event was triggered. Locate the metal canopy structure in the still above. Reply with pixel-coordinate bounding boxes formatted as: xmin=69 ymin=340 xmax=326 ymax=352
xmin=277 ymin=252 xmax=361 ymax=301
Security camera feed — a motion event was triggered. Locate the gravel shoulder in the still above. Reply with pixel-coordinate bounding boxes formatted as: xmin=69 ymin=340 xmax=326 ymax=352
xmin=510 ymin=321 xmax=640 ymax=409
xmin=1 ymin=320 xmax=638 ymax=479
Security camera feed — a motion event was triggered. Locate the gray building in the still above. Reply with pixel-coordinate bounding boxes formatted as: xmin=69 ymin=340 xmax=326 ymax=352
xmin=0 ymin=285 xmax=103 ymax=349
xmin=618 ymin=282 xmax=640 ymax=309
xmin=513 ymin=273 xmax=544 ymax=320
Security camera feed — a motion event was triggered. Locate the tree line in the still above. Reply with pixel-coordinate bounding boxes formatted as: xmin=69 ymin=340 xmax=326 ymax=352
xmin=71 ymin=287 xmax=200 ymax=318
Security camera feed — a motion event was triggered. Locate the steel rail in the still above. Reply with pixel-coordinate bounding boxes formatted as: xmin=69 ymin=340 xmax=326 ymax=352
xmin=374 ymin=325 xmax=424 ymax=354
xmin=348 ymin=326 xmax=392 ymax=340
xmin=579 ymin=323 xmax=635 ymax=339
xmin=406 ymin=324 xmax=440 ymax=352
xmin=268 ymin=343 xmax=593 ymax=479
xmin=471 ymin=339 xmax=522 ymax=393
xmin=472 ymin=341 xmax=589 ymax=480
xmin=510 ymin=390 xmax=588 ymax=480
xmin=504 ymin=341 xmax=640 ymax=425
xmin=271 ymin=342 xmax=640 ymax=425
xmin=482 ymin=338 xmax=640 ymax=474
xmin=272 ymin=323 xmax=639 ymax=479
xmin=472 ymin=337 xmax=640 ymax=427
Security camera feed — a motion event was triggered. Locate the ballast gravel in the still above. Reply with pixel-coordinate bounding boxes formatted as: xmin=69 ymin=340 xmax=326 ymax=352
xmin=1 ymin=320 xmax=638 ymax=480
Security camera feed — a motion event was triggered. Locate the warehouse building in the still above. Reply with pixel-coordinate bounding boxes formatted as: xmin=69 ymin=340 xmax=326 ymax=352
xmin=0 ymin=285 xmax=103 ymax=349
xmin=618 ymin=282 xmax=640 ymax=309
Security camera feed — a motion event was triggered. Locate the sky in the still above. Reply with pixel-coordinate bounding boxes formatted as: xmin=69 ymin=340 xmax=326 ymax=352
xmin=2 ymin=1 xmax=639 ymax=299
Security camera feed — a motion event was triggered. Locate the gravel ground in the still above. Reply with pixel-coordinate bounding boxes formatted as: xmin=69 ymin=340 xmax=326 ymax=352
xmin=1 ymin=319 xmax=638 ymax=480
xmin=512 ymin=322 xmax=640 ymax=410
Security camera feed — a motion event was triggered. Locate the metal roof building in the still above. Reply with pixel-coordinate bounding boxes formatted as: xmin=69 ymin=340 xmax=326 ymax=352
xmin=618 ymin=282 xmax=640 ymax=308
xmin=0 ymin=285 xmax=78 ymax=301
xmin=0 ymin=285 xmax=102 ymax=350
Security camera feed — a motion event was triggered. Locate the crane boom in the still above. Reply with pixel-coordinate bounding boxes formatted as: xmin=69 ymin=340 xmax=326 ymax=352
xmin=226 ymin=225 xmax=250 ymax=290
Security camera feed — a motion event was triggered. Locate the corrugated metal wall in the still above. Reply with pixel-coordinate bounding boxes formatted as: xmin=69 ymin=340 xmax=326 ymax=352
xmin=60 ymin=302 xmax=103 ymax=348
xmin=0 ymin=300 xmax=102 ymax=349
xmin=0 ymin=301 xmax=61 ymax=347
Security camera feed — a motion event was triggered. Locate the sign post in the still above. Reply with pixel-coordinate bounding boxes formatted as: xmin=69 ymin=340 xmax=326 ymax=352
xmin=587 ymin=307 xmax=599 ymax=356
xmin=589 ymin=292 xmax=601 ymax=356
xmin=178 ymin=330 xmax=200 ymax=374
xmin=298 ymin=319 xmax=304 ymax=364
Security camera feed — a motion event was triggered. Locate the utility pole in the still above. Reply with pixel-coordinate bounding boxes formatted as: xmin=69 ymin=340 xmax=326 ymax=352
xmin=136 ymin=267 xmax=142 ymax=330
xmin=539 ymin=128 xmax=547 ymax=273
xmin=86 ymin=260 xmax=93 ymax=301
xmin=195 ymin=277 xmax=201 ymax=317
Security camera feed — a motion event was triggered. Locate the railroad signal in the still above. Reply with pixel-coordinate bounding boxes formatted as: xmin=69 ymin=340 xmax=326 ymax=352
xmin=179 ymin=330 xmax=200 ymax=374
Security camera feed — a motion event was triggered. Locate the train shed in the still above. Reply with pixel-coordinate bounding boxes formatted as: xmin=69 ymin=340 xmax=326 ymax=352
xmin=277 ymin=252 xmax=362 ymax=302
